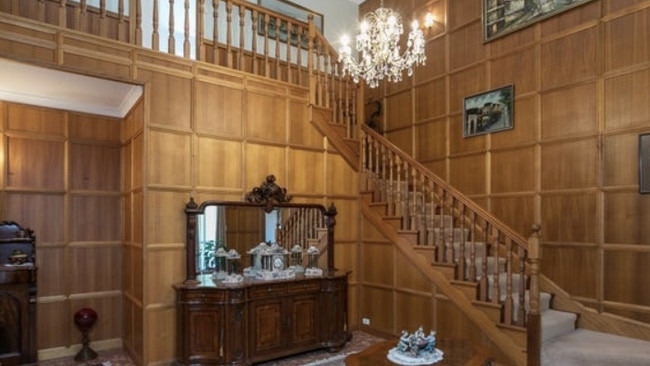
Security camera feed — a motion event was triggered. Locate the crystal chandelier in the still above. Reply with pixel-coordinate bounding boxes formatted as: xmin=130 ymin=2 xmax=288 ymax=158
xmin=338 ymin=5 xmax=430 ymax=88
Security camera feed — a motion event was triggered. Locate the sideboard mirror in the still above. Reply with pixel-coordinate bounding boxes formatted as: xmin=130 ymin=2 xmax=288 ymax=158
xmin=183 ymin=175 xmax=337 ymax=284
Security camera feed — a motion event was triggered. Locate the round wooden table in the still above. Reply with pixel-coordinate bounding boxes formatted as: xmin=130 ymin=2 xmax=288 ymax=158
xmin=344 ymin=338 xmax=493 ymax=366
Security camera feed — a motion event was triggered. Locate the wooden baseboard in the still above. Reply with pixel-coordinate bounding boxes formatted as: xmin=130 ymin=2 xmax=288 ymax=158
xmin=38 ymin=338 xmax=123 ymax=361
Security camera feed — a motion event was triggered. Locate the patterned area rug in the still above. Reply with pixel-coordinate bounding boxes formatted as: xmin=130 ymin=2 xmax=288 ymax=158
xmin=37 ymin=331 xmax=384 ymax=366
xmin=257 ymin=331 xmax=385 ymax=366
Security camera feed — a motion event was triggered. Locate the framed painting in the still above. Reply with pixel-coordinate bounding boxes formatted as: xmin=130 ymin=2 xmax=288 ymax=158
xmin=257 ymin=0 xmax=324 ymax=48
xmin=463 ymin=85 xmax=514 ymax=138
xmin=483 ymin=0 xmax=596 ymax=42
xmin=639 ymin=133 xmax=650 ymax=194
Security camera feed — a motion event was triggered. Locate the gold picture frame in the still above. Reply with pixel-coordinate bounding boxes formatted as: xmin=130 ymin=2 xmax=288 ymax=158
xmin=483 ymin=0 xmax=596 ymax=42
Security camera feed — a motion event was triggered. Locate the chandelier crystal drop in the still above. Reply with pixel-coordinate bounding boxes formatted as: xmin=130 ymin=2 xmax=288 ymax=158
xmin=338 ymin=7 xmax=427 ymax=88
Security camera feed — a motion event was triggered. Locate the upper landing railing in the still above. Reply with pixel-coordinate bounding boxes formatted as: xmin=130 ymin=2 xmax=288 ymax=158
xmin=0 ymin=0 xmax=357 ymax=129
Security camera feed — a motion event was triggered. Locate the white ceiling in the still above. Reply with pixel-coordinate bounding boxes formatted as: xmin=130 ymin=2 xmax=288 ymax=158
xmin=0 ymin=58 xmax=143 ymax=118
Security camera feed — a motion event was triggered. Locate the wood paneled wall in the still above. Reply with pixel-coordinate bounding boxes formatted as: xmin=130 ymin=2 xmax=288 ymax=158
xmin=0 ymin=101 xmax=124 ymax=357
xmin=0 ymin=13 xmax=359 ymax=364
xmin=360 ymin=0 xmax=650 ymax=332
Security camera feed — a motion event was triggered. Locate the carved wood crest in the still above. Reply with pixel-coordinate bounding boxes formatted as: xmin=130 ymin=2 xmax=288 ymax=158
xmin=244 ymin=175 xmax=292 ymax=211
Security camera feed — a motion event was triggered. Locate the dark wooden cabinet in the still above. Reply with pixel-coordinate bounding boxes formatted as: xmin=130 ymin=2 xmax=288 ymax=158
xmin=174 ymin=272 xmax=349 ymax=366
xmin=0 ymin=221 xmax=37 ymax=366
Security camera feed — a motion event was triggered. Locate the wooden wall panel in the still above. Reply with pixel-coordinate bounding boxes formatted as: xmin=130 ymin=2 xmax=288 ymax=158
xmin=6 ymin=103 xmax=66 ymax=135
xmin=541 ymin=28 xmax=599 ymax=89
xmin=196 ymin=138 xmax=243 ymax=189
xmin=417 ymin=118 xmax=446 ymax=161
xmin=359 ymin=286 xmax=394 ymax=334
xmin=449 ymin=66 xmax=487 ymax=115
xmin=446 ymin=0 xmax=479 ymax=29
xmin=37 ymin=301 xmax=68 ymax=349
xmin=69 ymin=114 xmax=121 ymax=142
xmin=331 ymin=198 xmax=359 ymax=242
xmin=543 ymin=246 xmax=599 ymax=298
xmin=244 ymin=144 xmax=286 ymax=189
xmin=416 ymin=36 xmax=446 ymax=82
xmin=289 ymin=100 xmax=321 ymax=147
xmin=542 ymin=193 xmax=597 ymax=243
xmin=541 ymin=139 xmax=599 ymax=190
xmin=491 ymin=147 xmax=536 ymax=193
xmin=148 ymin=131 xmax=191 ymax=187
xmin=603 ymin=133 xmax=639 ymax=187
xmin=604 ymin=192 xmax=650 ymax=244
xmin=386 ymin=128 xmax=414 ymax=156
xmin=449 ymin=154 xmax=486 ymax=195
xmin=288 ymin=149 xmax=325 ymax=194
xmin=386 ymin=90 xmax=413 ymax=130
xmin=604 ymin=9 xmax=650 ymax=72
xmin=70 ymin=196 xmax=121 ymax=241
xmin=139 ymin=69 xmax=192 ymax=130
xmin=70 ymin=143 xmax=121 ymax=191
xmin=335 ymin=242 xmax=358 ymax=281
xmin=6 ymin=138 xmax=65 ymax=190
xmin=490 ymin=47 xmax=538 ymax=95
xmin=246 ymin=91 xmax=287 ymax=143
xmin=490 ymin=196 xmax=536 ymax=241
xmin=146 ymin=191 xmax=187 ymax=245
xmin=541 ymin=83 xmax=598 ymax=140
xmin=146 ymin=307 xmax=177 ymax=363
xmin=132 ymin=134 xmax=144 ymax=189
xmin=69 ymin=245 xmax=122 ymax=292
xmin=448 ymin=22 xmax=484 ymax=71
xmin=5 ymin=193 xmax=64 ymax=242
xmin=194 ymin=81 xmax=243 ymax=138
xmin=362 ymin=242 xmax=394 ymax=286
xmin=415 ymin=77 xmax=446 ymax=121
xmin=34 ymin=246 xmax=66 ymax=296
xmin=604 ymin=251 xmax=650 ymax=307
xmin=395 ymin=252 xmax=431 ymax=293
xmin=146 ymin=249 xmax=185 ymax=305
xmin=395 ymin=292 xmax=434 ymax=333
xmin=326 ymin=154 xmax=358 ymax=197
xmin=449 ymin=116 xmax=486 ymax=155
xmin=604 ymin=69 xmax=650 ymax=131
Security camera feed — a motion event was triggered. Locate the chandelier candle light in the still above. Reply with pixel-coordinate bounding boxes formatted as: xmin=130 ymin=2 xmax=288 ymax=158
xmin=339 ymin=4 xmax=433 ymax=88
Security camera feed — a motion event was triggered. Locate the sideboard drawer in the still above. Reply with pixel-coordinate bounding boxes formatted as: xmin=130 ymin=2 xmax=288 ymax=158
xmin=250 ymin=283 xmax=287 ymax=298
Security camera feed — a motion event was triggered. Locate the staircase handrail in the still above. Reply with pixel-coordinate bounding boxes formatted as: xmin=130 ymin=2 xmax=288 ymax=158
xmin=361 ymin=124 xmax=528 ymax=247
xmin=361 ymin=124 xmax=542 ymax=365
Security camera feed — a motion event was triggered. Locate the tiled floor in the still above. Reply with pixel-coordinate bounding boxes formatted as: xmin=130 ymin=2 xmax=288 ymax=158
xmin=37 ymin=331 xmax=385 ymax=366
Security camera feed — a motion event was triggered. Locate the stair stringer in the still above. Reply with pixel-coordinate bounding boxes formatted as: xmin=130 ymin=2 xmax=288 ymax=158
xmin=309 ymin=105 xmax=359 ymax=172
xmin=541 ymin=275 xmax=650 ymax=342
xmin=361 ymin=202 xmax=526 ymax=366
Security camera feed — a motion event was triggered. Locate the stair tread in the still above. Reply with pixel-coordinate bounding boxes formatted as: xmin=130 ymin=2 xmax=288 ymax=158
xmin=541 ymin=328 xmax=650 ymax=365
xmin=541 ymin=309 xmax=577 ymax=343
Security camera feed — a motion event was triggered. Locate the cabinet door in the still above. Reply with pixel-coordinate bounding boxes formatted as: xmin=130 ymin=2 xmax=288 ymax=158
xmin=186 ymin=307 xmax=225 ymax=362
xmin=250 ymin=298 xmax=285 ymax=356
xmin=289 ymin=294 xmax=319 ymax=347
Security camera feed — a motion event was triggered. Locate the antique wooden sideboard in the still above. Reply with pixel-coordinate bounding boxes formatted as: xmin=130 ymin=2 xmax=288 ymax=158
xmin=174 ymin=272 xmax=349 ymax=365
xmin=174 ymin=176 xmax=350 ymax=365
xmin=0 ymin=221 xmax=37 ymax=365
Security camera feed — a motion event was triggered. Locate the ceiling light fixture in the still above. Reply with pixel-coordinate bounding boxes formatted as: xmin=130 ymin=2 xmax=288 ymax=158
xmin=338 ymin=3 xmax=431 ymax=88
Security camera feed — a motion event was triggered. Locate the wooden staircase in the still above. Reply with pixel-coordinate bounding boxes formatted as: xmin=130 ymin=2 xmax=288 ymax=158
xmin=314 ymin=116 xmax=650 ymax=365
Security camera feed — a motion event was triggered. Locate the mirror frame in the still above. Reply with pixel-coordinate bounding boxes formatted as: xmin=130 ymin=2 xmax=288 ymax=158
xmin=183 ymin=176 xmax=337 ymax=284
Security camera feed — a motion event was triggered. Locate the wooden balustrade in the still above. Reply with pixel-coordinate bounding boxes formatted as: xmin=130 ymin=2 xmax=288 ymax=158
xmin=360 ymin=125 xmax=541 ymax=355
xmin=0 ymin=0 xmax=358 ymax=133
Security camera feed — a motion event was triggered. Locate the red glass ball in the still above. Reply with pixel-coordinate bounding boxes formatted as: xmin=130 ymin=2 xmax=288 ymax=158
xmin=74 ymin=308 xmax=98 ymax=331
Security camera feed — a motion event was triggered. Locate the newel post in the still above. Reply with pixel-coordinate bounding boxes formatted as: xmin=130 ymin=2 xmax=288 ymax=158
xmin=324 ymin=203 xmax=337 ymax=274
xmin=527 ymin=224 xmax=542 ymax=366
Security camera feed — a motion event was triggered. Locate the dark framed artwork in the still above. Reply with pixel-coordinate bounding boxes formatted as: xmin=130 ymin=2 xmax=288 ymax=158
xmin=257 ymin=0 xmax=324 ymax=49
xmin=463 ymin=85 xmax=514 ymax=138
xmin=483 ymin=0 xmax=596 ymax=42
xmin=639 ymin=133 xmax=650 ymax=194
